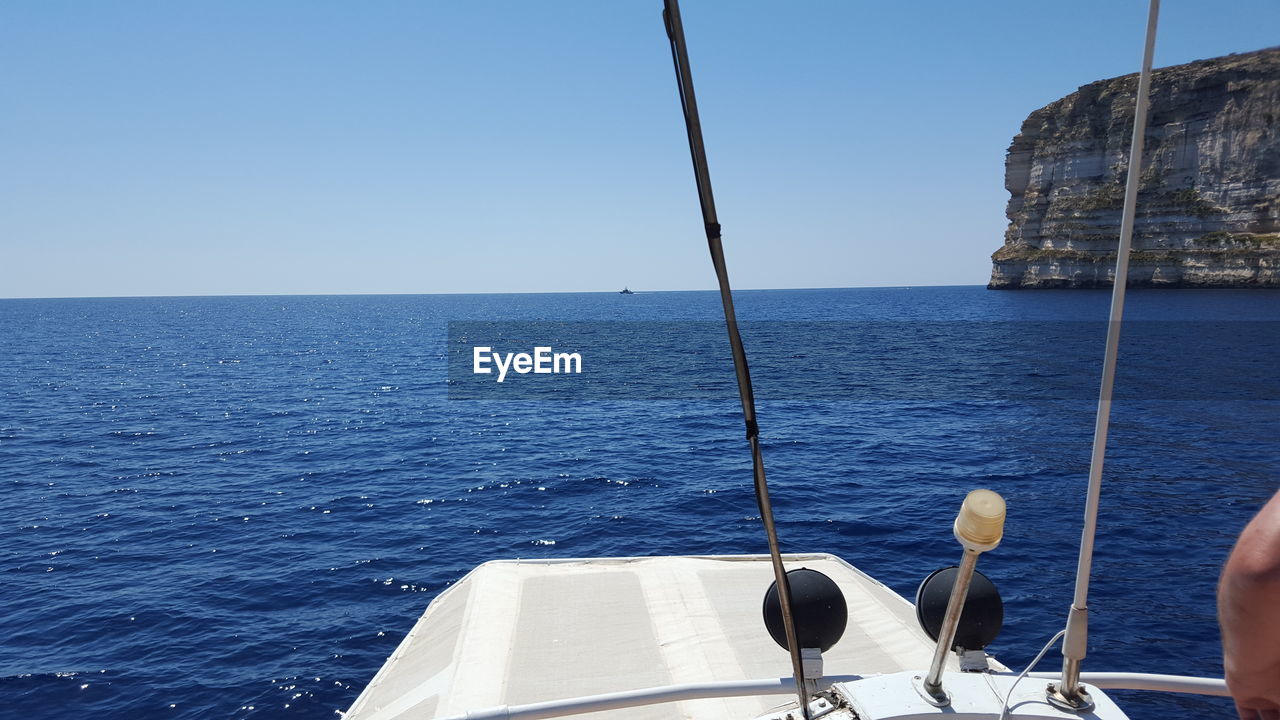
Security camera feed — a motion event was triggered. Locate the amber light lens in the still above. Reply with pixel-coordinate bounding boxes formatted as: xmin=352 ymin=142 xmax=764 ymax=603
xmin=956 ymin=489 xmax=1006 ymax=548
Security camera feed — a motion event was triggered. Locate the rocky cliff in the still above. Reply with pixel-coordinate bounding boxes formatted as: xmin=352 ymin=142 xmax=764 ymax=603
xmin=989 ymin=47 xmax=1280 ymax=289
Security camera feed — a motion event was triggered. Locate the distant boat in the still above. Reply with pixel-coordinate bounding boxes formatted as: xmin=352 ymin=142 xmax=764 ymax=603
xmin=619 ymin=287 xmax=635 ymax=294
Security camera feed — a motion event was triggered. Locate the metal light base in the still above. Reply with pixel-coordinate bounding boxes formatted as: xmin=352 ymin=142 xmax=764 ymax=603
xmin=911 ymin=675 xmax=951 ymax=708
xmin=1046 ymin=683 xmax=1095 ymax=713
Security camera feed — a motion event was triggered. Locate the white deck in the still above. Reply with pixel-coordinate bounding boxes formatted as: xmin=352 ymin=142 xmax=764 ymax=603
xmin=344 ymin=553 xmax=962 ymax=720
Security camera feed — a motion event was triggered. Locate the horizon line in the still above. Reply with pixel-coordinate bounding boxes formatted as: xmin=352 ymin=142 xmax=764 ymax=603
xmin=0 ymin=283 xmax=988 ymax=301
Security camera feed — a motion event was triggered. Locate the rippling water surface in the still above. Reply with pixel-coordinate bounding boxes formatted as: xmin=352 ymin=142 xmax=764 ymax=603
xmin=2 ymin=287 xmax=1277 ymax=719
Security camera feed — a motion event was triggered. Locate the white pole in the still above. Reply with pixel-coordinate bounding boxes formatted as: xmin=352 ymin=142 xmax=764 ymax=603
xmin=1054 ymin=0 xmax=1160 ymax=709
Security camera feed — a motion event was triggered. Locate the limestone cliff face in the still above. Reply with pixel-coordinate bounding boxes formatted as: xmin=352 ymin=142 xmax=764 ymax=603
xmin=989 ymin=47 xmax=1280 ymax=289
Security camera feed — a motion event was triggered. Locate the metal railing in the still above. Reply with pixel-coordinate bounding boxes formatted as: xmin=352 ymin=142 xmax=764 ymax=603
xmin=427 ymin=671 xmax=1227 ymax=720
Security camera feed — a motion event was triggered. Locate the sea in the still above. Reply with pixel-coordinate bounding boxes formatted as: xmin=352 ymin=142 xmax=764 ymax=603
xmin=2 ymin=286 xmax=1277 ymax=720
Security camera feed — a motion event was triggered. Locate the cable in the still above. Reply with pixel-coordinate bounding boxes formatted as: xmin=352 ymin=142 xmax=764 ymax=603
xmin=1001 ymin=630 xmax=1067 ymax=720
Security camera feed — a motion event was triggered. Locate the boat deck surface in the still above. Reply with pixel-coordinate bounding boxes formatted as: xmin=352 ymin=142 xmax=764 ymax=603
xmin=344 ymin=553 xmax=956 ymax=720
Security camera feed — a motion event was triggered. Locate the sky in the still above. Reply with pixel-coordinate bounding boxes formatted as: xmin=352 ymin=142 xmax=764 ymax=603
xmin=2 ymin=1 xmax=1278 ymax=298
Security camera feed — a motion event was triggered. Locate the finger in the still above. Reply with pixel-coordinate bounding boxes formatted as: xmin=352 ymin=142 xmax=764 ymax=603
xmin=1237 ymin=704 xmax=1274 ymax=720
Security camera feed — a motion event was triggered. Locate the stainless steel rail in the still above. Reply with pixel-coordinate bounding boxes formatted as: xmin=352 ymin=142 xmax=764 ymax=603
xmin=430 ymin=671 xmax=1228 ymax=720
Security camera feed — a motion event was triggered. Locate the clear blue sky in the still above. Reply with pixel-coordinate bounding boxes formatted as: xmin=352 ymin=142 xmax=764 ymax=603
xmin=3 ymin=1 xmax=1277 ymax=298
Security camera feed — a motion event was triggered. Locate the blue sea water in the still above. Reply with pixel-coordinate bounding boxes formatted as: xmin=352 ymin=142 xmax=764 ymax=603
xmin=1 ymin=286 xmax=1277 ymax=719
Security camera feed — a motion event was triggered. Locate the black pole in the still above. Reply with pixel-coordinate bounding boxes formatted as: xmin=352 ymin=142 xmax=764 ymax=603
xmin=661 ymin=2 xmax=810 ymax=716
